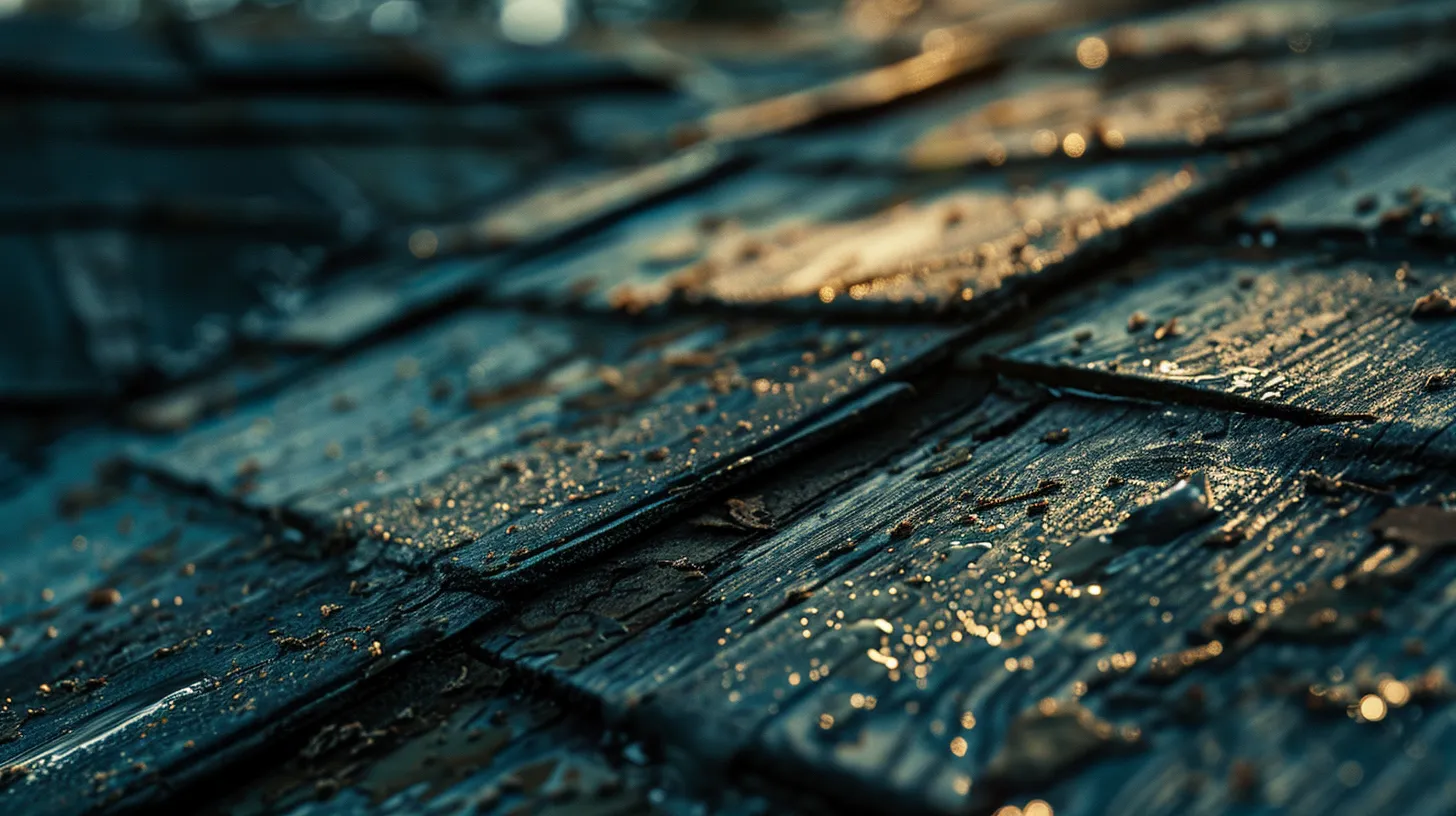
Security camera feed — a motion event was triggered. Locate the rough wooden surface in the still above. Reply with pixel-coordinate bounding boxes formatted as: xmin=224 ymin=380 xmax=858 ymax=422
xmin=3 ymin=2 xmax=1456 ymax=815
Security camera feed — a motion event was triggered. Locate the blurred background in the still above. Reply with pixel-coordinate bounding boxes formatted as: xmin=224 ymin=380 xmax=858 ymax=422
xmin=2 ymin=0 xmax=1452 ymax=455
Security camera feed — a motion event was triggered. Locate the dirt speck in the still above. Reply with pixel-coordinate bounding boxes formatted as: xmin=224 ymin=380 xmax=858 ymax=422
xmin=1202 ymin=528 xmax=1245 ymax=549
xmin=726 ymin=496 xmax=774 ymax=530
xmin=1411 ymin=290 xmax=1456 ymax=319
xmin=1042 ymin=428 xmax=1071 ymax=444
xmin=86 ymin=588 xmax=122 ymax=609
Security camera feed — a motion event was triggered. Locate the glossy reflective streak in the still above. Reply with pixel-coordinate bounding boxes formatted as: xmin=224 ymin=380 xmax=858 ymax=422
xmin=3 ymin=676 xmax=207 ymax=779
xmin=610 ymin=168 xmax=1198 ymax=311
xmin=699 ymin=27 xmax=993 ymax=141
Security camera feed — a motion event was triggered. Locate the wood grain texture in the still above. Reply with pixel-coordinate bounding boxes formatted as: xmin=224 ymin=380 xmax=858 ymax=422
xmin=3 ymin=2 xmax=1456 ymax=815
xmin=997 ymin=252 xmax=1456 ymax=459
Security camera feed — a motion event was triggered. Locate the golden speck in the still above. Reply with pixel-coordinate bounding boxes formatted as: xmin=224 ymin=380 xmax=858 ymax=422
xmin=1087 ymin=584 xmax=1102 ymax=596
xmin=1062 ymin=133 xmax=1086 ymax=158
xmin=819 ymin=713 xmax=835 ymax=730
xmin=1358 ymin=693 xmax=1387 ymax=722
xmin=1381 ymin=679 xmax=1411 ymax=707
xmin=1025 ymin=801 xmax=1054 ymax=816
xmin=1076 ymin=36 xmax=1109 ymax=69
xmin=949 ymin=736 xmax=967 ymax=757
xmin=1103 ymin=129 xmax=1125 ymax=149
